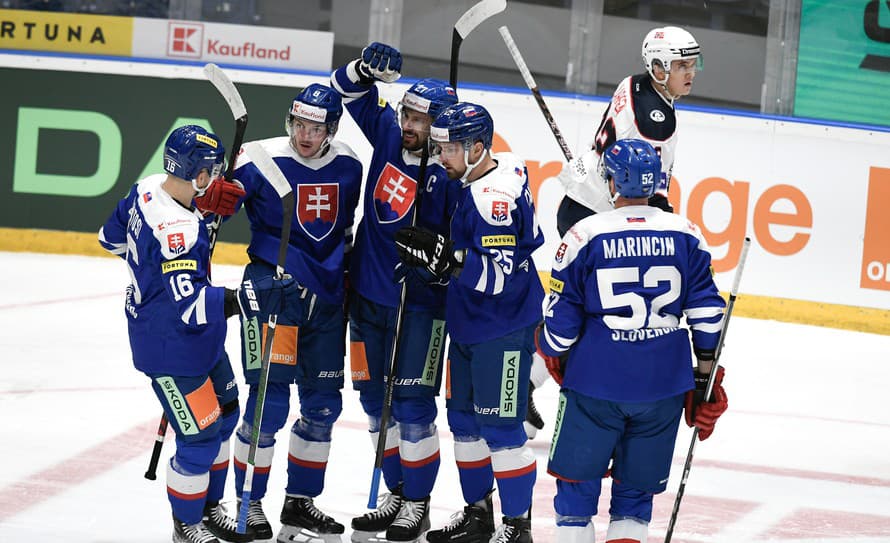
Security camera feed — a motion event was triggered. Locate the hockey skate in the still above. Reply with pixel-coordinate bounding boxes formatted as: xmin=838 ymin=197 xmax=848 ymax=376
xmin=173 ymin=515 xmax=220 ymax=543
xmin=386 ymin=496 xmax=430 ymax=542
xmin=238 ymin=499 xmax=274 ymax=541
xmin=490 ymin=515 xmax=532 ymax=543
xmin=203 ymin=501 xmax=254 ymax=543
xmin=426 ymin=491 xmax=494 ymax=543
xmin=278 ymin=496 xmax=345 ymax=543
xmin=350 ymin=485 xmax=403 ymax=543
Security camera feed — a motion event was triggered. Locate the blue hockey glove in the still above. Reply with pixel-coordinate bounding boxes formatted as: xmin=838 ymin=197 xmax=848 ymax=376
xmin=357 ymin=42 xmax=402 ymax=83
xmin=236 ymin=274 xmax=297 ymax=320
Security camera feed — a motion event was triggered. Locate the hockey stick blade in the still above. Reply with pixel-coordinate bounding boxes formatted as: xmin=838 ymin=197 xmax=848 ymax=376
xmin=203 ymin=63 xmax=247 ymax=120
xmin=450 ymin=0 xmax=506 ymax=88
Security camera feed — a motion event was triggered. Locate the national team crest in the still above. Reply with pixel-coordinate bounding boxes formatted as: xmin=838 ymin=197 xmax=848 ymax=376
xmin=298 ymin=183 xmax=339 ymax=241
xmin=167 ymin=233 xmax=186 ymax=255
xmin=491 ymin=200 xmax=509 ymax=223
xmin=374 ymin=163 xmax=417 ymax=224
xmin=555 ymin=242 xmax=567 ymax=264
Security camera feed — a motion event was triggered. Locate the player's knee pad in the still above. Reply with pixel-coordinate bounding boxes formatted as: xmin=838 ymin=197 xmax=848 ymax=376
xmin=393 ymin=396 xmax=437 ymax=426
xmin=243 ymin=382 xmax=290 ymax=434
xmin=610 ymin=480 xmax=654 ymax=523
xmin=447 ymin=409 xmax=480 ymax=440
xmin=173 ymin=434 xmax=222 ymax=474
xmin=554 ymin=479 xmax=601 ymax=519
xmin=480 ymin=422 xmax=527 ymax=451
xmin=292 ymin=388 xmax=342 ymax=441
xmin=399 ymin=421 xmax=437 ymax=443
xmin=358 ymin=386 xmax=384 ymax=419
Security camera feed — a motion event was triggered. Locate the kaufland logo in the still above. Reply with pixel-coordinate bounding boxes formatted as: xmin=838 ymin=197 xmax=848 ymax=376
xmin=167 ymin=22 xmax=203 ymax=58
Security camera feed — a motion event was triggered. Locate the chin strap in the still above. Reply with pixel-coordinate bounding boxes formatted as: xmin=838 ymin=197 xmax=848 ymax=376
xmin=192 ymin=176 xmax=214 ymax=197
xmin=460 ymin=147 xmax=490 ymax=184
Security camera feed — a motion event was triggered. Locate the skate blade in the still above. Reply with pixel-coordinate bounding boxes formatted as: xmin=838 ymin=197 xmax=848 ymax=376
xmin=277 ymin=524 xmax=344 ymax=543
xmin=351 ymin=529 xmax=427 ymax=543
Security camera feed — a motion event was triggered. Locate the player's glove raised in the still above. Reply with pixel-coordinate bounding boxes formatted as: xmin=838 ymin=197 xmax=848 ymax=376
xmin=357 ymin=42 xmax=402 ymax=83
xmin=394 ymin=226 xmax=462 ymax=278
xmin=534 ymin=323 xmax=568 ymax=385
xmin=194 ymin=179 xmax=245 ymax=217
xmin=557 ymin=149 xmax=612 ymax=214
xmin=684 ymin=365 xmax=728 ymax=440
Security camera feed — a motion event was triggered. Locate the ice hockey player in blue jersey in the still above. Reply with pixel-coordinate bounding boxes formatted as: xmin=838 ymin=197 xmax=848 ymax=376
xmin=537 ymin=139 xmax=728 ymax=543
xmin=330 ymin=42 xmax=458 ymax=542
xmin=194 ymin=84 xmax=363 ymax=542
xmin=98 ymin=125 xmax=295 ymax=543
xmin=396 ymin=102 xmax=544 ymax=543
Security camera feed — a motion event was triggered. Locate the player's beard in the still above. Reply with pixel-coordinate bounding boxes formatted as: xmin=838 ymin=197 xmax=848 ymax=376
xmin=402 ymin=130 xmax=427 ymax=153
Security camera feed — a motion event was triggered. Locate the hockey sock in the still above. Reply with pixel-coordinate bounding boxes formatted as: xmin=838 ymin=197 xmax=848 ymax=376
xmin=206 ymin=438 xmax=230 ymax=504
xmin=369 ymin=416 xmax=403 ymax=491
xmin=491 ymin=446 xmax=537 ymax=518
xmin=233 ymin=427 xmax=276 ymax=500
xmin=285 ymin=418 xmax=333 ymax=497
xmin=454 ymin=437 xmax=494 ymax=505
xmin=399 ymin=422 xmax=440 ymax=500
xmin=167 ymin=457 xmax=210 ymax=525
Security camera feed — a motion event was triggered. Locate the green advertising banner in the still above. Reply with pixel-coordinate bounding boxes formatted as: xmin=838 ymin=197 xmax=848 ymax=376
xmin=0 ymin=66 xmax=301 ymax=243
xmin=796 ymin=1 xmax=890 ymax=126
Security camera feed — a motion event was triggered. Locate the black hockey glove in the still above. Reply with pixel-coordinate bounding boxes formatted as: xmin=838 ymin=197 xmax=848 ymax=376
xmin=648 ymin=193 xmax=674 ymax=212
xmin=394 ymin=226 xmax=462 ymax=279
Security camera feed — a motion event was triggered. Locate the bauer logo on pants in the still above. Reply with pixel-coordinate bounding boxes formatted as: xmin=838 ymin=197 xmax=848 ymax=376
xmin=860 ymin=167 xmax=890 ymax=291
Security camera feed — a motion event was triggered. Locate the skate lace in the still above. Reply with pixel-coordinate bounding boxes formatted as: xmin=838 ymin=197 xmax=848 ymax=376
xmin=207 ymin=503 xmax=239 ymax=533
xmin=247 ymin=501 xmax=269 ymax=525
xmin=390 ymin=500 xmax=425 ymax=528
xmin=440 ymin=509 xmax=468 ymax=532
xmin=366 ymin=491 xmax=402 ymax=520
xmin=182 ymin=521 xmax=218 ymax=543
xmin=490 ymin=522 xmax=516 ymax=543
xmin=303 ymin=498 xmax=334 ymax=522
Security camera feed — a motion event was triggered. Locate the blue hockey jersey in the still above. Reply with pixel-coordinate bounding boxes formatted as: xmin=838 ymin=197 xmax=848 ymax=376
xmin=98 ymin=174 xmax=228 ymax=376
xmin=331 ymin=66 xmax=455 ymax=310
xmin=447 ymin=152 xmax=545 ymax=344
xmin=540 ymin=206 xmax=726 ymax=402
xmin=231 ymin=137 xmax=363 ymax=305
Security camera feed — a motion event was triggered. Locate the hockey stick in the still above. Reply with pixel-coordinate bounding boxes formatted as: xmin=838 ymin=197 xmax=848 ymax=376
xmin=236 ymin=141 xmax=295 ymax=533
xmin=498 ymin=25 xmax=573 ymax=161
xmin=366 ymin=0 xmax=506 ymax=509
xmin=664 ymin=237 xmax=751 ymax=543
xmin=144 ymin=63 xmax=249 ymax=482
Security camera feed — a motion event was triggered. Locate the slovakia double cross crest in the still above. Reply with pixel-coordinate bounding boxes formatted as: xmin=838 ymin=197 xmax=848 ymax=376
xmin=298 ymin=183 xmax=339 ymax=241
xmin=374 ymin=163 xmax=417 ymax=223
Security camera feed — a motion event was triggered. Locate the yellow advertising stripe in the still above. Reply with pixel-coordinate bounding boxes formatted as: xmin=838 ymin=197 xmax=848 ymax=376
xmin=1 ymin=227 xmax=887 ymax=336
xmin=0 ymin=9 xmax=132 ymax=55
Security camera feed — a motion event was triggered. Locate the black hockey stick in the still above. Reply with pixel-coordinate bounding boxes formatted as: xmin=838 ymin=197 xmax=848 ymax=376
xmin=498 ymin=25 xmax=573 ymax=161
xmin=236 ymin=141 xmax=295 ymax=533
xmin=664 ymin=237 xmax=751 ymax=543
xmin=144 ymin=63 xmax=248 ymax=482
xmin=367 ymin=0 xmax=507 ymax=509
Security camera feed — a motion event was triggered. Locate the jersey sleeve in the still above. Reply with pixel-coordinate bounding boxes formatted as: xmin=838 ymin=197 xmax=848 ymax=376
xmin=154 ymin=223 xmax=227 ymax=328
xmin=681 ymin=224 xmax=726 ymax=359
xmin=541 ymin=231 xmax=590 ymax=356
xmin=330 ymin=62 xmax=396 ymax=146
xmin=98 ymin=184 xmax=137 ymax=259
xmin=454 ymin=168 xmax=542 ymax=297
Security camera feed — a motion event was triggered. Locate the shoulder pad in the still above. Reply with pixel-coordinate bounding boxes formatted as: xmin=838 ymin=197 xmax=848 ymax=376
xmin=329 ymin=140 xmax=361 ymax=162
xmin=469 ymin=154 xmax=526 ymax=227
xmin=138 ymin=181 xmax=201 ymax=260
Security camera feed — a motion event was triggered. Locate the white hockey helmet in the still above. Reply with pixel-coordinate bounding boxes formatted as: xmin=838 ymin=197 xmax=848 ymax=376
xmin=642 ymin=26 xmax=700 ymax=83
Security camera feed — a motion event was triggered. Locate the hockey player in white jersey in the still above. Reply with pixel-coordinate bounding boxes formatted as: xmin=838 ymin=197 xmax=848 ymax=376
xmin=538 ymin=139 xmax=728 ymax=543
xmin=99 ymin=125 xmax=296 ymax=543
xmin=396 ymin=102 xmax=544 ymax=543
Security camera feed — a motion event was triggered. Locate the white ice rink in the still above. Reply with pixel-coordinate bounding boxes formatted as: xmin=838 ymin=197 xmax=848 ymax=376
xmin=1 ymin=251 xmax=889 ymax=542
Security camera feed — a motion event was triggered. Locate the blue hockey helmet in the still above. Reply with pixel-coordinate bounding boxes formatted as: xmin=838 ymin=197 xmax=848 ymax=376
xmin=602 ymin=139 xmax=661 ymax=199
xmin=287 ymin=83 xmax=343 ymax=136
xmin=429 ymin=102 xmax=494 ymax=150
xmin=163 ymin=125 xmax=225 ymax=181
xmin=400 ymin=78 xmax=458 ymax=120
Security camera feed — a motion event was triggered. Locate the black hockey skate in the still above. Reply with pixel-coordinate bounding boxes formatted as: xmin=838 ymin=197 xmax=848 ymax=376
xmin=426 ymin=491 xmax=494 ymax=543
xmin=350 ymin=485 xmax=403 ymax=542
xmin=491 ymin=515 xmax=532 ymax=543
xmin=238 ymin=499 xmax=274 ymax=540
xmin=386 ymin=496 xmax=430 ymax=542
xmin=173 ymin=515 xmax=220 ymax=543
xmin=278 ymin=496 xmax=344 ymax=543
xmin=525 ymin=383 xmax=545 ymax=432
xmin=203 ymin=501 xmax=254 ymax=543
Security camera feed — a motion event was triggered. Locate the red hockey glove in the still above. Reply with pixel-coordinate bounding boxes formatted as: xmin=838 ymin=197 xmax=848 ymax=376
xmin=195 ymin=179 xmax=245 ymax=217
xmin=684 ymin=365 xmax=728 ymax=441
xmin=534 ymin=324 xmax=568 ymax=385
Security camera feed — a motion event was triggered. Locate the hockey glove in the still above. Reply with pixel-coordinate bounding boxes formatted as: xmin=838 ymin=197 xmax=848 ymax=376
xmin=234 ymin=274 xmax=297 ymax=320
xmin=357 ymin=42 xmax=402 ymax=83
xmin=557 ymin=150 xmax=612 ymax=214
xmin=394 ymin=226 xmax=460 ymax=278
xmin=534 ymin=324 xmax=568 ymax=385
xmin=648 ymin=192 xmax=674 ymax=213
xmin=684 ymin=365 xmax=728 ymax=441
xmin=194 ymin=179 xmax=245 ymax=217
